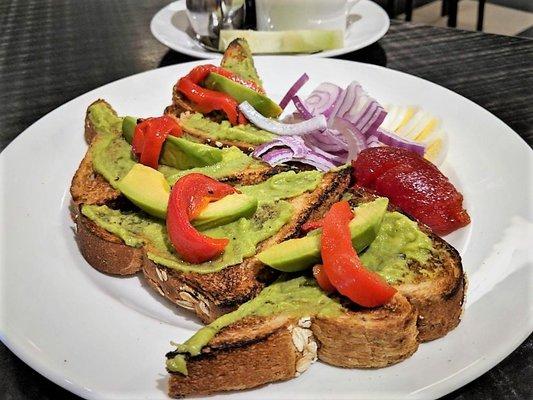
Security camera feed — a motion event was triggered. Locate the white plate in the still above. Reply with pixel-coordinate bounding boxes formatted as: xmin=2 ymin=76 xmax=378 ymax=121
xmin=150 ymin=0 xmax=390 ymax=58
xmin=1 ymin=57 xmax=532 ymax=400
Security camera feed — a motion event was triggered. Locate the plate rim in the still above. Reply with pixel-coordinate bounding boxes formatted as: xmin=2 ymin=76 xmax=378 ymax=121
xmin=1 ymin=57 xmax=531 ymax=400
xmin=149 ymin=0 xmax=391 ymax=59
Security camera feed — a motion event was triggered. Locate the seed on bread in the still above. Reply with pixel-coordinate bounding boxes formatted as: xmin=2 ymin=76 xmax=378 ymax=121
xmin=290 ymin=321 xmax=318 ymax=377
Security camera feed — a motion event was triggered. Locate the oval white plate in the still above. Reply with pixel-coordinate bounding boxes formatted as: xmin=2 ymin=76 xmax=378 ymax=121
xmin=1 ymin=57 xmax=532 ymax=400
xmin=150 ymin=0 xmax=390 ymax=58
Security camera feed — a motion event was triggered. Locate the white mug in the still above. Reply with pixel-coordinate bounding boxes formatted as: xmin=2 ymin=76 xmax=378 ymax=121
xmin=255 ymin=0 xmax=360 ymax=32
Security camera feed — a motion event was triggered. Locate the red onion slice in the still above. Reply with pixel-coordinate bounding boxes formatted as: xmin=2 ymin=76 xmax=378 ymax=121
xmin=278 ymin=73 xmax=309 ymax=110
xmin=239 ymin=101 xmax=327 ymax=136
xmin=292 ymin=95 xmax=314 ymax=120
xmin=376 ymin=128 xmax=426 ymax=155
xmin=332 ymin=117 xmax=368 ymax=162
xmin=304 ymin=82 xmax=342 ymax=117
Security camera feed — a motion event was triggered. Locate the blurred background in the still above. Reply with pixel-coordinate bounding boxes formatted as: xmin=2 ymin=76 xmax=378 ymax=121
xmin=375 ymin=0 xmax=533 ymax=37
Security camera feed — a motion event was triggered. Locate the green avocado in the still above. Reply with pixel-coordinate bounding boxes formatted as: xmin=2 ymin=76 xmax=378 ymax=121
xmin=192 ymin=193 xmax=258 ymax=230
xmin=117 ymin=164 xmax=170 ymax=219
xmin=117 ymin=164 xmax=259 ymax=227
xmin=122 ymin=116 xmax=137 ymax=143
xmin=121 ymin=118 xmax=223 ymax=169
xmin=160 ymin=136 xmax=222 ymax=169
xmin=181 ymin=113 xmax=275 ymax=145
xmin=257 ymin=198 xmax=389 ymax=272
xmin=203 ymin=72 xmax=282 ymax=118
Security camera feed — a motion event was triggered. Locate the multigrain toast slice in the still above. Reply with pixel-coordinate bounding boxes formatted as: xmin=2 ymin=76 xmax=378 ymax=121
xmin=71 ymin=101 xmax=352 ymax=321
xmin=71 ymin=100 xmax=282 ymax=208
xmin=76 ymin=168 xmax=351 ymax=322
xmin=164 ymin=190 xmax=465 ymax=397
xmin=348 ymin=187 xmax=465 ymax=342
xmin=142 ymin=168 xmax=351 ymax=322
xmin=164 ymin=39 xmax=276 ymax=152
xmin=165 ymin=279 xmax=419 ymax=398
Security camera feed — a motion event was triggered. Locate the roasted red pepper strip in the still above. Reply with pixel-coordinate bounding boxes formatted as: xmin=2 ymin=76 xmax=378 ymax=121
xmin=177 ymin=65 xmax=250 ymax=126
xmin=166 ymin=174 xmax=237 ymax=264
xmin=312 ymin=264 xmax=336 ymax=293
xmin=321 ymin=201 xmax=397 ymax=308
xmin=301 ymin=218 xmax=324 ymax=233
xmin=186 ymin=64 xmax=264 ymax=94
xmin=132 ymin=116 xmax=182 ymax=169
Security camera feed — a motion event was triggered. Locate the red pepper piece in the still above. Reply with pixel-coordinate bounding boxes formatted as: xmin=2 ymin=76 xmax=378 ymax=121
xmin=186 ymin=64 xmax=264 ymax=94
xmin=132 ymin=116 xmax=182 ymax=169
xmin=301 ymin=219 xmax=324 ymax=233
xmin=312 ymin=264 xmax=336 ymax=293
xmin=176 ymin=64 xmax=252 ymax=126
xmin=166 ymin=173 xmax=237 ymax=264
xmin=321 ymin=201 xmax=397 ymax=308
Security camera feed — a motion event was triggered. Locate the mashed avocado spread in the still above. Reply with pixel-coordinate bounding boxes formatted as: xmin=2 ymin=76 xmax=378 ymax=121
xmin=166 ymin=208 xmax=435 ymax=374
xmin=87 ymin=103 xmax=261 ymax=186
xmin=82 ymin=171 xmax=323 ymax=273
xmin=182 ymin=113 xmax=275 ymax=145
xmin=360 ymin=212 xmax=434 ymax=283
xmin=166 ymin=276 xmax=344 ymax=374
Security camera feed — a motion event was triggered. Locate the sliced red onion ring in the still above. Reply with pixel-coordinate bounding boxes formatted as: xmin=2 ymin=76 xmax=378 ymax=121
xmin=261 ymin=148 xmax=295 ymax=165
xmin=300 ymin=151 xmax=338 ymax=171
xmin=306 ymin=143 xmax=347 ymax=164
xmin=366 ymin=135 xmax=383 ymax=148
xmin=332 ymin=117 xmax=367 ymax=162
xmin=253 ymin=136 xmax=308 ymax=158
xmin=239 ymin=101 xmax=327 ymax=135
xmin=306 ymin=129 xmax=347 ymax=153
xmin=304 ymin=82 xmax=342 ymax=117
xmin=278 ymin=73 xmax=309 ymax=110
xmin=328 ymin=81 xmax=387 ymax=138
xmin=376 ymin=128 xmax=426 ymax=155
xmin=292 ymin=95 xmax=314 ymax=120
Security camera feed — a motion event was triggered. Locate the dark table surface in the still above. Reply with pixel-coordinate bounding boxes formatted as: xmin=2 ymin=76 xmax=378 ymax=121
xmin=1 ymin=1 xmax=532 ymax=399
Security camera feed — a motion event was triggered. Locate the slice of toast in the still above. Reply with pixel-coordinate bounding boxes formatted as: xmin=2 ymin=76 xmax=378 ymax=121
xmin=142 ymin=168 xmax=351 ymax=323
xmin=71 ymin=101 xmax=352 ymax=320
xmin=348 ymin=187 xmax=465 ymax=342
xmin=167 ymin=292 xmax=418 ymax=397
xmin=71 ymin=100 xmax=279 ymax=207
xmin=164 ymin=189 xmax=465 ymax=397
xmin=164 ymin=39 xmax=274 ymax=152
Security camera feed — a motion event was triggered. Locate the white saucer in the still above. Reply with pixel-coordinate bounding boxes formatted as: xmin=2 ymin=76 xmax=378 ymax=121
xmin=150 ymin=0 xmax=390 ymax=58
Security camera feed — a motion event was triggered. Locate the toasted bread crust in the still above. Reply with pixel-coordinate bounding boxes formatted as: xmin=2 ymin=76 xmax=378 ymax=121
xmin=396 ymin=235 xmax=464 ymax=342
xmin=349 ymin=187 xmax=465 ymax=342
xmin=70 ymin=148 xmax=122 ymax=206
xmin=312 ymin=293 xmax=419 ymax=368
xmin=75 ymin=213 xmax=143 ymax=275
xmin=167 ymin=294 xmax=418 ymax=396
xmin=142 ymin=168 xmax=352 ymax=323
xmin=84 ymin=99 xmax=115 ymax=144
xmin=168 ymin=317 xmax=302 ymax=397
xmin=71 ymin=100 xmax=122 ymax=206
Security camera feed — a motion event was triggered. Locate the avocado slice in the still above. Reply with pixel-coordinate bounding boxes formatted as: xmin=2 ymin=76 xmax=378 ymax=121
xmin=117 ymin=164 xmax=170 ymax=219
xmin=192 ymin=193 xmax=258 ymax=230
xmin=160 ymin=136 xmax=223 ymax=169
xmin=122 ymin=116 xmax=137 ymax=143
xmin=220 ymin=38 xmax=263 ymax=89
xmin=121 ymin=118 xmax=223 ymax=169
xmin=204 ymin=72 xmax=282 ymax=118
xmin=257 ymin=198 xmax=389 ymax=272
xmin=117 ymin=164 xmax=258 ymax=227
